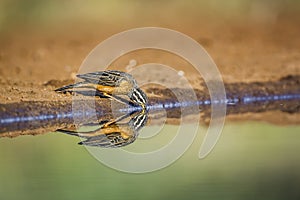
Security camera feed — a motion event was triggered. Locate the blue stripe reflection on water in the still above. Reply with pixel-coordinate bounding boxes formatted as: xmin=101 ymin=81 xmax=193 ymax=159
xmin=0 ymin=93 xmax=299 ymax=125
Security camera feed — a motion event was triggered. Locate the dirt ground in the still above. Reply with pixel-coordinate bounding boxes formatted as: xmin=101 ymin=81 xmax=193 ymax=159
xmin=0 ymin=17 xmax=299 ymax=128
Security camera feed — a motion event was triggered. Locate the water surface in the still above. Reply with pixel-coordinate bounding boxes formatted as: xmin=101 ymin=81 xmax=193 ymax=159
xmin=1 ymin=123 xmax=299 ymax=200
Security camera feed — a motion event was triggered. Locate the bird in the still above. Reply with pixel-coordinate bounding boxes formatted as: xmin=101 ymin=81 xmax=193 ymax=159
xmin=55 ymin=70 xmax=148 ymax=111
xmin=57 ymin=110 xmax=148 ymax=148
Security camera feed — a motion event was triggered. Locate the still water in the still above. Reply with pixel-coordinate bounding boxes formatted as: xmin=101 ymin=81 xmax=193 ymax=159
xmin=1 ymin=123 xmax=299 ymax=200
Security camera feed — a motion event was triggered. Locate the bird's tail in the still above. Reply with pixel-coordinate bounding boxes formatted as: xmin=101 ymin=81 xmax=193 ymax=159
xmin=56 ymin=129 xmax=79 ymax=136
xmin=55 ymin=82 xmax=85 ymax=92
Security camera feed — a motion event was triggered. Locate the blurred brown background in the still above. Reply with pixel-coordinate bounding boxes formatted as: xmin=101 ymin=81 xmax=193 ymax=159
xmin=0 ymin=0 xmax=299 ymax=82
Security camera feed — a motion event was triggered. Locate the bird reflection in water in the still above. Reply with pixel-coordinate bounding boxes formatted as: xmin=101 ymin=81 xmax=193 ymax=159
xmin=57 ymin=110 xmax=148 ymax=148
xmin=55 ymin=70 xmax=148 ymax=148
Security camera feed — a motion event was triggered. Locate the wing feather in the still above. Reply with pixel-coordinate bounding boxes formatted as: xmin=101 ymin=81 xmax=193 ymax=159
xmin=78 ymin=132 xmax=136 ymax=148
xmin=77 ymin=70 xmax=132 ymax=86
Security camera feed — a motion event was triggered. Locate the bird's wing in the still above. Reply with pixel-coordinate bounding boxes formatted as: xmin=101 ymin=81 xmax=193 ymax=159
xmin=77 ymin=70 xmax=128 ymax=86
xmin=78 ymin=132 xmax=136 ymax=148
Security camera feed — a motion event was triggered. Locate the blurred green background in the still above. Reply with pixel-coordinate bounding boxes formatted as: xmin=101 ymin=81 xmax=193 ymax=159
xmin=1 ymin=123 xmax=300 ymax=200
xmin=1 ymin=0 xmax=300 ymax=32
